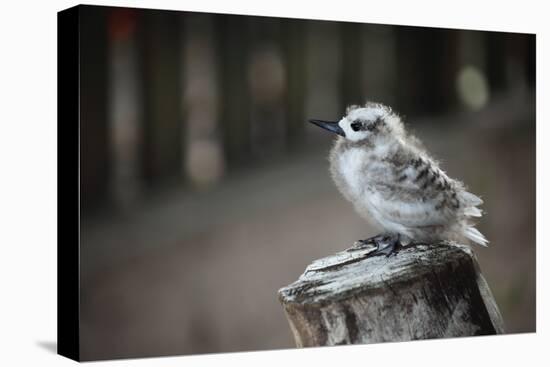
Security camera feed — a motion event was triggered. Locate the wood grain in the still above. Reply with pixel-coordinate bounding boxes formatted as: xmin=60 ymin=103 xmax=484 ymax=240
xmin=278 ymin=241 xmax=504 ymax=347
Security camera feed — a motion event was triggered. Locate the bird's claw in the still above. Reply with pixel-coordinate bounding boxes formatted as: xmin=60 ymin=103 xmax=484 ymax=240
xmin=361 ymin=234 xmax=402 ymax=257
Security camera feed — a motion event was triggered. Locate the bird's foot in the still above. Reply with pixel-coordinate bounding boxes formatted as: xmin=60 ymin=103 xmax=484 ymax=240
xmin=359 ymin=233 xmax=402 ymax=257
xmin=354 ymin=234 xmax=384 ymax=248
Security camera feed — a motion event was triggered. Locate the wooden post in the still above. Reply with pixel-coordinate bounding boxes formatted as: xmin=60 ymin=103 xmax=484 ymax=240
xmin=278 ymin=241 xmax=504 ymax=347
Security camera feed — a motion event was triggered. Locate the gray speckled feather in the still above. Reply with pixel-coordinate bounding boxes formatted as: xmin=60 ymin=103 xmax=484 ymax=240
xmin=326 ymin=102 xmax=487 ymax=246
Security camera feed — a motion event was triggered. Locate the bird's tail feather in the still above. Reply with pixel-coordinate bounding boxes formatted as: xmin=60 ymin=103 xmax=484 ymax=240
xmin=464 ymin=226 xmax=489 ymax=246
xmin=464 ymin=206 xmax=482 ymax=217
xmin=461 ymin=191 xmax=483 ymax=206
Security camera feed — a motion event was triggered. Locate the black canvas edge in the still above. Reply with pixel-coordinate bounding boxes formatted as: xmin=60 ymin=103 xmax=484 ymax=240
xmin=57 ymin=5 xmax=81 ymax=362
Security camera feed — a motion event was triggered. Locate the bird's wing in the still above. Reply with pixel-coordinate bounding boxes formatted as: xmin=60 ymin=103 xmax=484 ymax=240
xmin=368 ymin=159 xmax=461 ymax=228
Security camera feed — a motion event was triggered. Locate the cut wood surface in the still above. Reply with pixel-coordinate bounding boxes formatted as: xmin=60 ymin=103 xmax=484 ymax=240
xmin=278 ymin=241 xmax=504 ymax=347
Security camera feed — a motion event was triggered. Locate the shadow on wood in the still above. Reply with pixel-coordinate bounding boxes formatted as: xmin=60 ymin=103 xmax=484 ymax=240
xmin=278 ymin=242 xmax=504 ymax=347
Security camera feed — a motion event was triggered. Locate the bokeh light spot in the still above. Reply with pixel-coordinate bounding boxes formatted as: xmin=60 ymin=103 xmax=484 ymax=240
xmin=456 ymin=65 xmax=490 ymax=111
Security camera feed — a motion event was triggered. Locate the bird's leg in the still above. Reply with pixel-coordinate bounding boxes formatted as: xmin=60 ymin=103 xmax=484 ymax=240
xmin=355 ymin=234 xmax=386 ymax=248
xmin=365 ymin=233 xmax=402 ymax=257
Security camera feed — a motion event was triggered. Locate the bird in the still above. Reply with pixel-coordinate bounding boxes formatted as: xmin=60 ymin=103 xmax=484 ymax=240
xmin=309 ymin=101 xmax=488 ymax=257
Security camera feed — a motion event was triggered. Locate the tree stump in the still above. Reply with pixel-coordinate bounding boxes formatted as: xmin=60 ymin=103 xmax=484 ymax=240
xmin=278 ymin=241 xmax=504 ymax=347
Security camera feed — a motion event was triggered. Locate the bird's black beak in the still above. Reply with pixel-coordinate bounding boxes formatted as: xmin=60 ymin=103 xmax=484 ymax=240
xmin=308 ymin=119 xmax=345 ymax=137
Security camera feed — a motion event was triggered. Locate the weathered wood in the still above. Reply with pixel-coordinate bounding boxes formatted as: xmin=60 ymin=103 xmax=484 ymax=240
xmin=278 ymin=241 xmax=504 ymax=347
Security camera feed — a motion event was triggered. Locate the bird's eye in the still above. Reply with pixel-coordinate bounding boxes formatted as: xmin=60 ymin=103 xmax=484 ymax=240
xmin=350 ymin=121 xmax=362 ymax=132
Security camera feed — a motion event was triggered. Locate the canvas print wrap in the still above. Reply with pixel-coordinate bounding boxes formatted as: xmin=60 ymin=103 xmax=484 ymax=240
xmin=58 ymin=4 xmax=535 ymax=361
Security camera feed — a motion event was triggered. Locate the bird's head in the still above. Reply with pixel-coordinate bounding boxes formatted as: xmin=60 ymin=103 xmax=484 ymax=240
xmin=309 ymin=102 xmax=403 ymax=142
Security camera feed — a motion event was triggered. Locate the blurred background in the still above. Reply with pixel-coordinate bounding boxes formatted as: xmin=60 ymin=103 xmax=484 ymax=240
xmin=77 ymin=5 xmax=536 ymax=360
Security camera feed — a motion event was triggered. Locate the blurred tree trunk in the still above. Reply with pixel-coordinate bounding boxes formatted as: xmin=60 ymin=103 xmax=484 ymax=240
xmin=485 ymin=31 xmax=508 ymax=93
xmin=340 ymin=22 xmax=364 ymax=108
xmin=248 ymin=17 xmax=286 ymax=160
xmin=396 ymin=27 xmax=458 ymax=117
xmin=525 ymin=34 xmax=537 ymax=89
xmin=282 ymin=19 xmax=306 ymax=150
xmin=526 ymin=34 xmax=536 ymax=88
xmin=80 ymin=6 xmax=109 ymax=212
xmin=304 ymin=21 xmax=342 ymax=121
xmin=506 ymin=32 xmax=534 ymax=89
xmin=139 ymin=10 xmax=184 ymax=185
xmin=361 ymin=25 xmax=397 ymax=107
xmin=216 ymin=15 xmax=251 ymax=168
xmin=107 ymin=8 xmax=143 ymax=208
